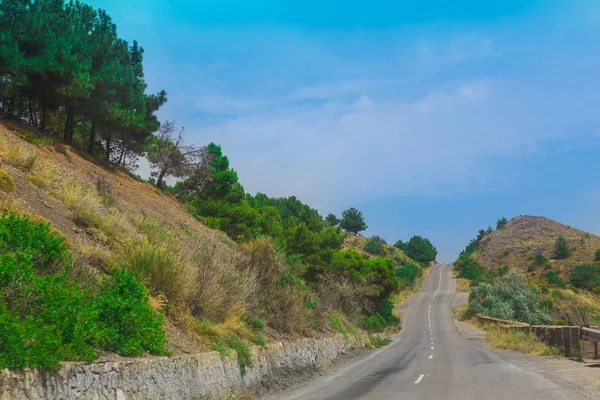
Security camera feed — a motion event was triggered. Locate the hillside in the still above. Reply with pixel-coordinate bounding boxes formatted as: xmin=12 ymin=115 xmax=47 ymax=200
xmin=469 ymin=215 xmax=600 ymax=325
xmin=475 ymin=215 xmax=600 ymax=275
xmin=0 ymin=118 xmax=433 ymax=371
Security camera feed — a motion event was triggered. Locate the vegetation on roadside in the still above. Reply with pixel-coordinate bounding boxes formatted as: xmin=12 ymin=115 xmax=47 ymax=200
xmin=0 ymin=211 xmax=168 ymax=370
xmin=0 ymin=0 xmax=444 ymax=371
xmin=483 ymin=324 xmax=560 ymax=356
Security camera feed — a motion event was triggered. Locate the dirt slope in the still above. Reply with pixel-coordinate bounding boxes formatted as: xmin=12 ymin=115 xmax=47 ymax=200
xmin=0 ymin=119 xmax=234 ymax=354
xmin=475 ymin=215 xmax=600 ymax=275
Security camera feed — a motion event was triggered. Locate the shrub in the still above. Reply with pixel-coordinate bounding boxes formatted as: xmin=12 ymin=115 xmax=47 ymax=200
xmin=63 ymin=183 xmax=104 ymax=228
xmin=119 ymin=238 xmax=192 ymax=305
xmin=4 ymin=144 xmax=37 ymax=171
xmin=545 ymin=270 xmax=567 ymax=289
xmin=454 ymin=253 xmax=488 ymax=280
xmin=0 ymin=211 xmax=168 ymax=369
xmin=404 ymin=236 xmax=437 ymax=263
xmin=27 ymin=157 xmax=57 ymax=189
xmin=595 ymin=248 xmax=600 ymax=262
xmin=497 ymin=265 xmax=509 ymax=277
xmin=569 ymin=263 xmax=600 ymax=290
xmin=94 ymin=268 xmax=169 ymax=357
xmin=467 ymin=271 xmax=551 ymax=325
xmin=225 ymin=334 xmax=253 ymax=371
xmin=552 ymin=236 xmax=572 ymax=259
xmin=396 ymin=263 xmax=422 ymax=288
xmin=534 ymin=253 xmax=548 ymax=266
xmin=364 ymin=235 xmax=387 ymax=255
xmin=362 ymin=313 xmax=386 ymax=332
xmin=496 ymin=217 xmax=508 ymax=229
xmin=0 ymin=168 xmax=16 ymax=192
xmin=0 ymin=211 xmax=67 ymax=272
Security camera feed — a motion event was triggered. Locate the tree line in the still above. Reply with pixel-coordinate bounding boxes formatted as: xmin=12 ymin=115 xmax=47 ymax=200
xmin=0 ymin=0 xmax=166 ymax=168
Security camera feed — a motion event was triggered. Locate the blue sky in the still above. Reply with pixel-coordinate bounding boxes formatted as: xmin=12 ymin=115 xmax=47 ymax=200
xmin=89 ymin=0 xmax=600 ymax=261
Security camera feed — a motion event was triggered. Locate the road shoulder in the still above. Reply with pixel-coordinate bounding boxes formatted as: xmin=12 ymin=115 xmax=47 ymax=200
xmin=451 ymin=283 xmax=600 ymax=400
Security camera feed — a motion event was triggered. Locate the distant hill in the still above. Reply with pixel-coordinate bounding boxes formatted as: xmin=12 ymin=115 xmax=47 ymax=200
xmin=474 ymin=215 xmax=600 ymax=275
xmin=472 ymin=215 xmax=600 ymax=325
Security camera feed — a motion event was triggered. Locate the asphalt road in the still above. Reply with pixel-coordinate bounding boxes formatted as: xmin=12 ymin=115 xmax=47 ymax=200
xmin=286 ymin=263 xmax=576 ymax=400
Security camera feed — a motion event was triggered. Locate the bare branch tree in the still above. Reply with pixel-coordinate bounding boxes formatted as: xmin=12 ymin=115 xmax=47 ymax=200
xmin=146 ymin=120 xmax=212 ymax=191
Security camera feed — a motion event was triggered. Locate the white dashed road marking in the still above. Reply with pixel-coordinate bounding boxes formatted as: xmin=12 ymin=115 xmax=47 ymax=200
xmin=415 ymin=374 xmax=425 ymax=384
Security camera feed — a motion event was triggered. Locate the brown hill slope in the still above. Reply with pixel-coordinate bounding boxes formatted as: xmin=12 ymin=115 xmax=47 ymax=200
xmin=473 ymin=215 xmax=600 ymax=325
xmin=475 ymin=215 xmax=600 ymax=275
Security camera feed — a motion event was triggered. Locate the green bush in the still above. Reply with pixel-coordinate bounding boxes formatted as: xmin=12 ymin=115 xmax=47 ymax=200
xmin=496 ymin=217 xmax=508 ymax=229
xmin=0 ymin=211 xmax=168 ymax=370
xmin=396 ymin=263 xmax=422 ymax=288
xmin=569 ymin=263 xmax=600 ymax=291
xmin=244 ymin=315 xmax=265 ymax=331
xmin=552 ymin=236 xmax=572 ymax=259
xmin=0 ymin=211 xmax=67 ymax=272
xmin=467 ymin=271 xmax=551 ymax=325
xmin=545 ymin=270 xmax=567 ymax=289
xmin=497 ymin=265 xmax=509 ymax=277
xmin=362 ymin=313 xmax=386 ymax=332
xmin=404 ymin=236 xmax=437 ymax=263
xmin=224 ymin=334 xmax=253 ymax=372
xmin=534 ymin=253 xmax=548 ymax=266
xmin=94 ymin=268 xmax=169 ymax=357
xmin=454 ymin=253 xmax=488 ymax=280
xmin=595 ymin=248 xmax=600 ymax=262
xmin=364 ymin=235 xmax=386 ymax=255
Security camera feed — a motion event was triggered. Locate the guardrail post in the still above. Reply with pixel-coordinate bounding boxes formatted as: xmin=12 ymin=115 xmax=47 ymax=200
xmin=594 ymin=341 xmax=598 ymax=360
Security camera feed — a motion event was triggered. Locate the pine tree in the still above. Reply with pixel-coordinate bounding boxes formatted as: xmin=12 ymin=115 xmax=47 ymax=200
xmin=552 ymin=235 xmax=572 ymax=259
xmin=340 ymin=207 xmax=367 ymax=235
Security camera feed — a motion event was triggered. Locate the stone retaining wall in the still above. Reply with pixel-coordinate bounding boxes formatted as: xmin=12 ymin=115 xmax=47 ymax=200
xmin=475 ymin=314 xmax=580 ymax=355
xmin=1 ymin=333 xmax=376 ymax=400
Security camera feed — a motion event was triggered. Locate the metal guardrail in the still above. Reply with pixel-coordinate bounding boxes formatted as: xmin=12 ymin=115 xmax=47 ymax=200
xmin=580 ymin=326 xmax=600 ymax=359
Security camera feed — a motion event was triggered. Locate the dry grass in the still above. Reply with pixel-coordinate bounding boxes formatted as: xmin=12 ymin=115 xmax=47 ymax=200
xmin=0 ymin=168 xmax=16 ymax=192
xmin=0 ymin=196 xmax=23 ymax=212
xmin=484 ymin=324 xmax=561 ymax=356
xmin=27 ymin=156 xmax=58 ymax=189
xmin=456 ymin=277 xmax=471 ymax=293
xmin=3 ymin=143 xmax=37 ymax=171
xmin=79 ymin=242 xmax=114 ymax=271
xmin=119 ymin=237 xmax=195 ymax=305
xmin=62 ymin=182 xmax=105 ymax=228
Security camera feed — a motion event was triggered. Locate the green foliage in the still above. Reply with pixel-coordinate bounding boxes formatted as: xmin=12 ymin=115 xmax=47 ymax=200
xmin=404 ymin=236 xmax=437 ymax=263
xmin=552 ymin=236 xmax=572 ymax=259
xmin=497 ymin=265 xmax=509 ymax=277
xmin=329 ymin=313 xmax=349 ymax=337
xmin=545 ymin=270 xmax=567 ymax=289
xmin=94 ymin=268 xmax=169 ymax=357
xmin=467 ymin=272 xmax=552 ymax=325
xmin=0 ymin=211 xmax=67 ymax=272
xmin=569 ymin=264 xmax=600 ymax=291
xmin=339 ymin=207 xmax=368 ymax=235
xmin=595 ymin=248 xmax=600 ymax=261
xmin=244 ymin=315 xmax=265 ymax=332
xmin=396 ymin=263 xmax=423 ymax=288
xmin=534 ymin=253 xmax=549 ymax=266
xmin=325 ymin=213 xmax=340 ymax=227
xmin=362 ymin=313 xmax=386 ymax=332
xmin=0 ymin=0 xmax=166 ymax=161
xmin=496 ymin=217 xmax=508 ymax=229
xmin=393 ymin=240 xmax=407 ymax=252
xmin=0 ymin=211 xmax=168 ymax=370
xmin=454 ymin=253 xmax=488 ymax=280
xmin=365 ymin=235 xmax=387 ymax=255
xmin=224 ymin=334 xmax=253 ymax=372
